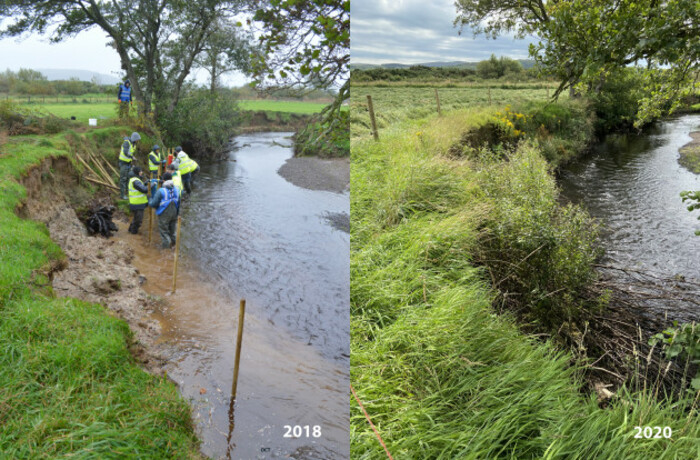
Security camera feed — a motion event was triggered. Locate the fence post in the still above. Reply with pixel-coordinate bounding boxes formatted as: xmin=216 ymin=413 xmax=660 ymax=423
xmin=367 ymin=95 xmax=379 ymax=141
xmin=488 ymin=86 xmax=492 ymax=106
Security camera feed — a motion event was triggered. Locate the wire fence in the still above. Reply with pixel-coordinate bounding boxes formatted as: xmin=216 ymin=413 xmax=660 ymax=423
xmin=2 ymin=95 xmax=114 ymax=105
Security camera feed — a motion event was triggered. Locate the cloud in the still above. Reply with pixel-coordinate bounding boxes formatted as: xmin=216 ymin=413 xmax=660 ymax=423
xmin=351 ymin=0 xmax=534 ymax=64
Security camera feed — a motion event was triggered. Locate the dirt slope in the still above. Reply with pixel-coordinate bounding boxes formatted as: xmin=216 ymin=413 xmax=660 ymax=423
xmin=18 ymin=156 xmax=167 ymax=374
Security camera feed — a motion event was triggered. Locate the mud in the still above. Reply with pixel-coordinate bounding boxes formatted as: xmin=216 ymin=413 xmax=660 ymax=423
xmin=18 ymin=156 xmax=167 ymax=374
xmin=238 ymin=111 xmax=311 ymax=134
xmin=277 ymin=156 xmax=350 ymax=193
xmin=679 ymin=130 xmax=700 ymax=174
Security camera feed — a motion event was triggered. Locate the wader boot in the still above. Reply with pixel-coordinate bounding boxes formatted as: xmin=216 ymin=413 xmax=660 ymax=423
xmin=157 ymin=203 xmax=178 ymax=248
xmin=129 ymin=208 xmax=144 ymax=234
xmin=119 ymin=162 xmax=131 ymax=199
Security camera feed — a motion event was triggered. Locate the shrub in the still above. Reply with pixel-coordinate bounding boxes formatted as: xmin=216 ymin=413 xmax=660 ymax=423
xmin=294 ymin=109 xmax=349 ymax=157
xmin=158 ymin=88 xmax=242 ymax=159
xmin=588 ymin=67 xmax=646 ymax=132
xmin=650 ymin=322 xmax=700 ymax=390
xmin=476 ymin=142 xmax=602 ymax=329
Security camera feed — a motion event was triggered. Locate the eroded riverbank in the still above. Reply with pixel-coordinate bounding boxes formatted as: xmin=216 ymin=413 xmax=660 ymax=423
xmin=21 ymin=132 xmax=350 ymax=459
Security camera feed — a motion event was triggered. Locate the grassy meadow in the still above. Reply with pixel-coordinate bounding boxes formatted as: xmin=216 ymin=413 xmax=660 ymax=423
xmin=350 ymin=84 xmax=700 ymax=458
xmin=0 ymin=122 xmax=200 ymax=457
xmin=350 ymin=82 xmax=560 ymax=139
xmin=238 ymin=99 xmax=329 ymax=113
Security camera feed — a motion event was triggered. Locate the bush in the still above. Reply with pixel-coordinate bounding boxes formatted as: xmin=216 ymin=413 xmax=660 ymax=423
xmin=0 ymin=100 xmax=71 ymax=135
xmin=650 ymin=322 xmax=700 ymax=390
xmin=294 ymin=109 xmax=349 ymax=157
xmin=158 ymin=88 xmax=242 ymax=159
xmin=588 ymin=68 xmax=645 ymax=132
xmin=476 ymin=142 xmax=602 ymax=329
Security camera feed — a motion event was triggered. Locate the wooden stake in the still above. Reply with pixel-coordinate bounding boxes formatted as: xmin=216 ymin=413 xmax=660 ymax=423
xmin=75 ymin=154 xmax=102 ymax=181
xmin=231 ymin=299 xmax=246 ymax=401
xmin=83 ymin=176 xmax=119 ymax=191
xmin=148 ymin=181 xmax=153 ymax=244
xmin=104 ymin=157 xmax=120 ymax=177
xmin=172 ymin=216 xmax=182 ymax=293
xmin=87 ymin=149 xmax=116 ymax=187
xmin=367 ymin=95 xmax=379 ymax=141
xmin=435 ymin=88 xmax=441 ymax=115
xmin=488 ymin=86 xmax=492 ymax=105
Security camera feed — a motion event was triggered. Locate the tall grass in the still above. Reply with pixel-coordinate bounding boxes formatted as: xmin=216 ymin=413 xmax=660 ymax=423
xmin=350 ymin=110 xmax=700 ymax=458
xmin=0 ymin=131 xmax=200 ymax=457
xmin=350 ymin=85 xmax=565 ymax=140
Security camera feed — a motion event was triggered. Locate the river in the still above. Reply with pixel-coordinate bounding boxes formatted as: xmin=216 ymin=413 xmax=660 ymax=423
xmin=559 ymin=114 xmax=700 ymax=319
xmin=125 ymin=133 xmax=350 ymax=459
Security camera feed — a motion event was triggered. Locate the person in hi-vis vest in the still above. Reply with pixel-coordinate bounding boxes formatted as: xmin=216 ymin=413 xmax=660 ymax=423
xmin=127 ymin=166 xmax=149 ymax=234
xmin=117 ymin=79 xmax=132 ymax=119
xmin=118 ymin=132 xmax=140 ymax=199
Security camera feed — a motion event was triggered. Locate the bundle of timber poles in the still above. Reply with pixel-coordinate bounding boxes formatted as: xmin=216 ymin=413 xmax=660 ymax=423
xmin=76 ymin=148 xmax=119 ymax=192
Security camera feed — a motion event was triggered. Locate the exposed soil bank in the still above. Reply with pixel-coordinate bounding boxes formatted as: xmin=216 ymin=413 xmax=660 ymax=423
xmin=238 ymin=110 xmax=311 ymax=133
xmin=277 ymin=156 xmax=350 ymax=193
xmin=18 ymin=156 xmax=168 ymax=375
xmin=679 ymin=130 xmax=700 ymax=173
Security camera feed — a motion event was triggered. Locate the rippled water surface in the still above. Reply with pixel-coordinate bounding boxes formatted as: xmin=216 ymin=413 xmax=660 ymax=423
xmin=127 ymin=133 xmax=349 ymax=459
xmin=559 ymin=115 xmax=700 ymax=279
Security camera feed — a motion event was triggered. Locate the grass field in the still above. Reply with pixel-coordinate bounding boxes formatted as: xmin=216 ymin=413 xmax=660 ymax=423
xmin=0 ymin=129 xmax=200 ymax=457
xmin=351 ymin=83 xmax=562 ymax=139
xmin=35 ymin=102 xmax=118 ymax=122
xmin=238 ymin=99 xmax=330 ymax=113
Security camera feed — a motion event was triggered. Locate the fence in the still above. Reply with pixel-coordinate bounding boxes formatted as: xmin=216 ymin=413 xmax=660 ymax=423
xmin=3 ymin=95 xmax=114 ymax=104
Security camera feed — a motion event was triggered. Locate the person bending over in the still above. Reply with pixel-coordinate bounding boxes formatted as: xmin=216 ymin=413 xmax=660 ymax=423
xmin=149 ymin=172 xmax=180 ymax=248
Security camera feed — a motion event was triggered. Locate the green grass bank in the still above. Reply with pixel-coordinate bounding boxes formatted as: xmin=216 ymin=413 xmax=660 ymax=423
xmin=350 ymin=106 xmax=700 ymax=458
xmin=0 ymin=129 xmax=200 ymax=457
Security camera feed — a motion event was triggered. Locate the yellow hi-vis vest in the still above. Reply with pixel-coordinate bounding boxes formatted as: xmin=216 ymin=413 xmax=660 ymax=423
xmin=119 ymin=139 xmax=136 ymax=163
xmin=128 ymin=177 xmax=148 ymax=205
xmin=178 ymin=153 xmax=196 ymax=174
xmin=148 ymin=150 xmax=162 ymax=171
xmin=171 ymin=171 xmax=183 ymax=193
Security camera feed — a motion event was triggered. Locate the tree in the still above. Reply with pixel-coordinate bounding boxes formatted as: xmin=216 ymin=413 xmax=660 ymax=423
xmin=476 ymin=54 xmax=523 ymax=79
xmin=0 ymin=0 xmax=250 ymax=118
xmin=17 ymin=68 xmax=47 ymax=83
xmin=455 ymin=0 xmax=700 ymax=124
xmin=251 ymin=0 xmax=349 ymax=155
xmin=195 ymin=19 xmax=253 ymax=97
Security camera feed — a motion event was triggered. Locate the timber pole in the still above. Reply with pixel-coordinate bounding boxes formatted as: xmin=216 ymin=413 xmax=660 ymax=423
xmin=231 ymin=299 xmax=246 ymax=401
xmin=367 ymin=95 xmax=379 ymax=141
xmin=172 ymin=216 xmax=181 ymax=292
xmin=435 ymin=88 xmax=441 ymax=115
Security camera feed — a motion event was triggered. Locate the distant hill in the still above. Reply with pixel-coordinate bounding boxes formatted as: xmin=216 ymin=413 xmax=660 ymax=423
xmin=36 ymin=68 xmax=121 ymax=85
xmin=350 ymin=59 xmax=536 ymax=71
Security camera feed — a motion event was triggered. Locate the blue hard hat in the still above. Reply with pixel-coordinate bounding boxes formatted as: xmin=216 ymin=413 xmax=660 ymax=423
xmin=153 ymin=144 xmax=160 ymax=151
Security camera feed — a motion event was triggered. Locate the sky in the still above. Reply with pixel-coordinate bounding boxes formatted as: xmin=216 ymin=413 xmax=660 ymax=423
xmin=0 ymin=24 xmax=250 ymax=87
xmin=351 ymin=0 xmax=535 ymax=65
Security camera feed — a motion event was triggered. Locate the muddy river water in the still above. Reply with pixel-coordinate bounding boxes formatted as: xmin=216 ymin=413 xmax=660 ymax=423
xmin=123 ymin=133 xmax=349 ymax=459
